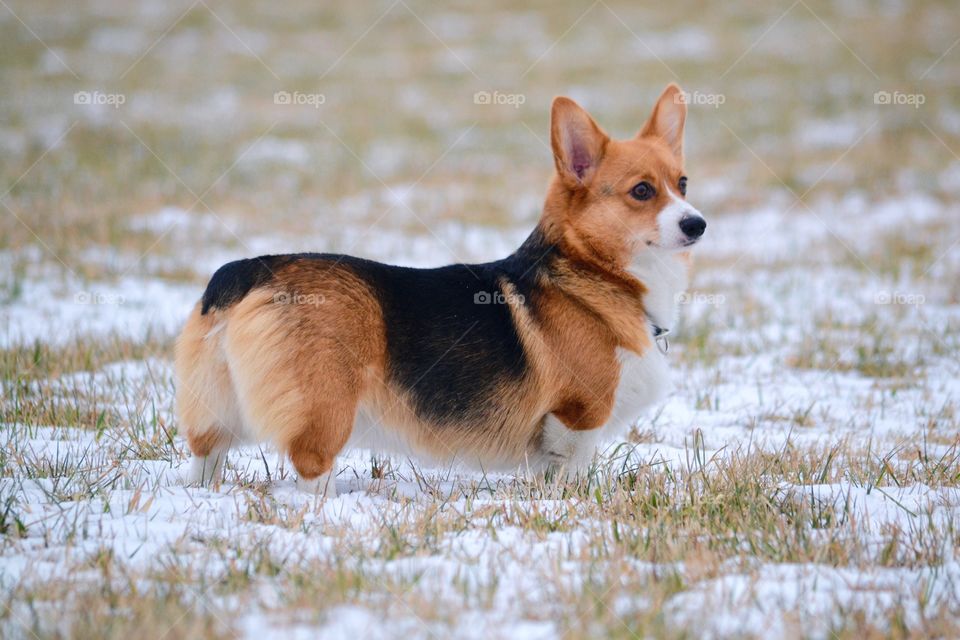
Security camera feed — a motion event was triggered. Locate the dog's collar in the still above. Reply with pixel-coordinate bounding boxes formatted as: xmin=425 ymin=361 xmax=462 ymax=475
xmin=647 ymin=314 xmax=671 ymax=355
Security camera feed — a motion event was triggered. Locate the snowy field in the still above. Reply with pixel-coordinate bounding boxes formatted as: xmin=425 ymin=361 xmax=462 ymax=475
xmin=2 ymin=1 xmax=960 ymax=638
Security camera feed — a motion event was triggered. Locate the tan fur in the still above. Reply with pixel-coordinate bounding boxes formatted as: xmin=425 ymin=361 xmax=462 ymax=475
xmin=175 ymin=84 xmax=694 ymax=482
xmin=174 ymin=303 xmax=243 ymax=455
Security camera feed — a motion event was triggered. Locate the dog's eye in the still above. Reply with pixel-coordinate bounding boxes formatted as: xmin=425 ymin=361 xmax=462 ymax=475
xmin=630 ymin=181 xmax=656 ymax=201
xmin=679 ymin=176 xmax=688 ymax=196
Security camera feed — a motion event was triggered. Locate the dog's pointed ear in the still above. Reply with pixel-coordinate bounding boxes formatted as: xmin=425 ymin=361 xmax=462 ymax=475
xmin=551 ymin=97 xmax=609 ymax=189
xmin=639 ymin=83 xmax=686 ymax=161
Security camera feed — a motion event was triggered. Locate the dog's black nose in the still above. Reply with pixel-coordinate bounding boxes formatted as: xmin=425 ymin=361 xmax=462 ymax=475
xmin=679 ymin=215 xmax=706 ymax=239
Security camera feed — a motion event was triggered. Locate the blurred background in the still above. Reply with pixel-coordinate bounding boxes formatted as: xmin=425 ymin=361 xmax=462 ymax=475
xmin=2 ymin=0 xmax=958 ymax=332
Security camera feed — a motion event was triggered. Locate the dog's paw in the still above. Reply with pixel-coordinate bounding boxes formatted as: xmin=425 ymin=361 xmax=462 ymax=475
xmin=182 ymin=454 xmax=224 ymax=487
xmin=296 ymin=471 xmax=337 ymax=498
xmin=543 ymin=449 xmax=570 ymax=469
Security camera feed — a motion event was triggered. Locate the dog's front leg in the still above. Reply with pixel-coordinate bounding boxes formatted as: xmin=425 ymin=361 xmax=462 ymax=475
xmin=537 ymin=414 xmax=600 ymax=477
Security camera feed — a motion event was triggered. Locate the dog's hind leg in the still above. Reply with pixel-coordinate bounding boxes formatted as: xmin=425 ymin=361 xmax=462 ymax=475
xmin=284 ymin=396 xmax=358 ymax=498
xmin=292 ymin=453 xmax=339 ymax=498
xmin=184 ymin=430 xmax=231 ymax=486
xmin=218 ymin=280 xmax=384 ymax=497
xmin=175 ymin=304 xmax=244 ymax=487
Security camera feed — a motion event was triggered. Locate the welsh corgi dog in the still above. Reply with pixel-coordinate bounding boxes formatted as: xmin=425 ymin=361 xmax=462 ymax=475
xmin=174 ymin=83 xmax=706 ymax=496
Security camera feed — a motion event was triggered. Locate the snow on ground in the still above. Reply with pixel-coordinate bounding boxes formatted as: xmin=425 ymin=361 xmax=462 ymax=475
xmin=0 ymin=264 xmax=199 ymax=347
xmin=2 ymin=189 xmax=959 ymax=637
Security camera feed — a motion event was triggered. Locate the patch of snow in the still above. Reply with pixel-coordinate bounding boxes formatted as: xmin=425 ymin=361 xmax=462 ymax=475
xmin=238 ymin=137 xmax=312 ymax=167
xmin=0 ymin=268 xmax=197 ymax=347
xmin=795 ymin=118 xmax=864 ymax=150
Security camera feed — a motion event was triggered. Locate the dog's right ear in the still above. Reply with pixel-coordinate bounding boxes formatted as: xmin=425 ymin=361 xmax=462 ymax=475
xmin=639 ymin=83 xmax=686 ymax=161
xmin=551 ymin=97 xmax=609 ymax=190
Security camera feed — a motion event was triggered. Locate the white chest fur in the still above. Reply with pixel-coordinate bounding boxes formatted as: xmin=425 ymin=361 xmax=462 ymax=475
xmin=602 ymin=250 xmax=690 ymax=438
xmin=602 ymin=346 xmax=670 ymax=439
xmin=628 ymin=249 xmax=690 ymax=331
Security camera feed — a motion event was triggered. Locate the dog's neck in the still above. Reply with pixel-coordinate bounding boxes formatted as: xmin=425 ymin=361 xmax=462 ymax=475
xmin=512 ymin=219 xmax=690 ymax=351
xmin=626 ymin=248 xmax=690 ymax=330
xmin=513 ymin=223 xmax=652 ymax=353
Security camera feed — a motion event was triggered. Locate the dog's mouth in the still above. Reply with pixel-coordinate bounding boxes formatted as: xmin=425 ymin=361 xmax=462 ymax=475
xmin=645 ymin=237 xmax=701 ymax=250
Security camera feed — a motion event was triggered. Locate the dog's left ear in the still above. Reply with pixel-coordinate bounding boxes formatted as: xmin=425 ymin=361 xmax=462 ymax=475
xmin=551 ymin=97 xmax=609 ymax=190
xmin=639 ymin=83 xmax=686 ymax=161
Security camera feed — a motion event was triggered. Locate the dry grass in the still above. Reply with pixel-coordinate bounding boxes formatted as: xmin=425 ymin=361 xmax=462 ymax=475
xmin=2 ymin=428 xmax=958 ymax=638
